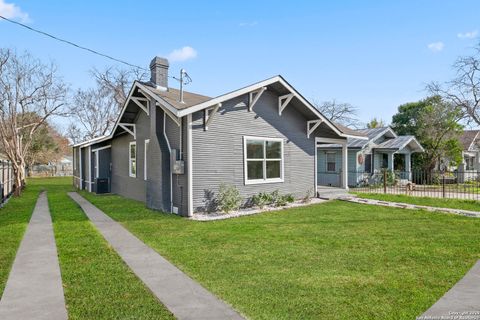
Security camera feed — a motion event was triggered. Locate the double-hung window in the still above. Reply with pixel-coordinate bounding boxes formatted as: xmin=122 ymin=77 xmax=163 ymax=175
xmin=129 ymin=141 xmax=137 ymax=177
xmin=244 ymin=136 xmax=283 ymax=184
xmin=326 ymin=152 xmax=336 ymax=172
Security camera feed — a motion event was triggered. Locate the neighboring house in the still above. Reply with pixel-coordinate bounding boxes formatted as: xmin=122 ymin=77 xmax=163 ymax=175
xmin=317 ymin=127 xmax=424 ymax=187
xmin=29 ymin=156 xmax=73 ymax=177
xmin=72 ymin=56 xmax=365 ymax=217
xmin=458 ymin=130 xmax=480 ymax=171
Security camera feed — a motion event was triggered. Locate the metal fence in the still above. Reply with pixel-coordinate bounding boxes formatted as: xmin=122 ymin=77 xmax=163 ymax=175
xmin=349 ymin=169 xmax=480 ymax=200
xmin=0 ymin=160 xmax=14 ymax=205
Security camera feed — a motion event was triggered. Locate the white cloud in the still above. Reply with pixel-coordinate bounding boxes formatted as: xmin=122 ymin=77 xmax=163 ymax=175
xmin=167 ymin=46 xmax=197 ymax=62
xmin=427 ymin=41 xmax=444 ymax=52
xmin=457 ymin=30 xmax=478 ymax=39
xmin=239 ymin=21 xmax=258 ymax=27
xmin=0 ymin=0 xmax=29 ymax=23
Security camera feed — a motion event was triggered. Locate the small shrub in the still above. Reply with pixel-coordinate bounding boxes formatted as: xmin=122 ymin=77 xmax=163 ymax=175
xmin=283 ymin=194 xmax=295 ymax=203
xmin=251 ymin=192 xmax=273 ymax=209
xmin=270 ymin=190 xmax=281 ymax=205
xmin=302 ymin=188 xmax=313 ymax=203
xmin=216 ymin=183 xmax=242 ymax=214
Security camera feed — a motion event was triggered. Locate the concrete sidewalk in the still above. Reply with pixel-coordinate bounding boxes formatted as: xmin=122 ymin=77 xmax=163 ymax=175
xmin=419 ymin=260 xmax=480 ymax=319
xmin=0 ymin=192 xmax=67 ymax=320
xmin=68 ymin=192 xmax=244 ymax=320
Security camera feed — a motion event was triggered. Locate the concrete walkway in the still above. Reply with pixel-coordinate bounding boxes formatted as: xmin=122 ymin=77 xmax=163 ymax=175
xmin=418 ymin=260 xmax=480 ymax=319
xmin=68 ymin=192 xmax=244 ymax=320
xmin=341 ymin=196 xmax=480 ymax=218
xmin=0 ymin=192 xmax=67 ymax=320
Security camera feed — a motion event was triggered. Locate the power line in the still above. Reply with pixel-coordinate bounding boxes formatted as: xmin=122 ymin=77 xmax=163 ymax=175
xmin=0 ymin=15 xmax=148 ymax=71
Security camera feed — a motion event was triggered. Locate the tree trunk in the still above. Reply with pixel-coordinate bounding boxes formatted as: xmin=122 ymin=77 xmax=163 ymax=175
xmin=12 ymin=160 xmax=26 ymax=196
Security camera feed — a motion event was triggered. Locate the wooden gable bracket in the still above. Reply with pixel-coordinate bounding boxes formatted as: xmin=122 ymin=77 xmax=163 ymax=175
xmin=278 ymin=93 xmax=294 ymax=116
xmin=248 ymin=86 xmax=267 ymax=112
xmin=307 ymin=120 xmax=322 ymax=138
xmin=131 ymin=96 xmax=149 ymax=116
xmin=118 ymin=123 xmax=136 ymax=139
xmin=204 ymin=103 xmax=222 ymax=131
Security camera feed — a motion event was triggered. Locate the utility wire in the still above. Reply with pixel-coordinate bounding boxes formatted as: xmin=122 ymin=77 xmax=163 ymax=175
xmin=0 ymin=14 xmax=148 ymax=71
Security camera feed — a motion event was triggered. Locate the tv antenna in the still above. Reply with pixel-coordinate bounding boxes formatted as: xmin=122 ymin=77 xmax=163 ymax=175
xmin=173 ymin=69 xmax=192 ymax=103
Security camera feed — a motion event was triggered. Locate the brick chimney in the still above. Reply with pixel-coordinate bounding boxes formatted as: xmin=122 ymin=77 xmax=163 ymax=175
xmin=149 ymin=56 xmax=169 ymax=89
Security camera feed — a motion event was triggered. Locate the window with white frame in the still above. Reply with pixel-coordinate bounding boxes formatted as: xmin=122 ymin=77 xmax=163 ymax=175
xmin=326 ymin=152 xmax=336 ymax=172
xmin=244 ymin=136 xmax=283 ymax=184
xmin=129 ymin=141 xmax=137 ymax=177
xmin=144 ymin=139 xmax=149 ymax=180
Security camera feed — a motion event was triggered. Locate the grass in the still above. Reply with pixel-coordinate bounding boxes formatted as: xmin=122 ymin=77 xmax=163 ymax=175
xmin=80 ymin=189 xmax=480 ymax=320
xmin=28 ymin=178 xmax=174 ymax=320
xmin=353 ymin=192 xmax=480 ymax=212
xmin=0 ymin=182 xmax=41 ymax=296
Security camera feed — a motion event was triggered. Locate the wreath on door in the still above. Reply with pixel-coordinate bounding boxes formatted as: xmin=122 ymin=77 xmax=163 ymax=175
xmin=358 ymin=154 xmax=364 ymax=165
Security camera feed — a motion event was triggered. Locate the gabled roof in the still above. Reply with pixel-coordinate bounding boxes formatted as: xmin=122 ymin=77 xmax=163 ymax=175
xmin=375 ymin=135 xmax=424 ymax=152
xmin=317 ymin=127 xmax=424 ymax=153
xmin=343 ymin=127 xmax=396 ymax=148
xmin=73 ymin=75 xmax=369 ymax=148
xmin=120 ymin=76 xmax=367 ymax=140
xmin=459 ymin=130 xmax=480 ymax=151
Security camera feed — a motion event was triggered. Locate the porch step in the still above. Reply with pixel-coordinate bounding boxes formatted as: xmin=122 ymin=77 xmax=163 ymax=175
xmin=317 ymin=187 xmax=350 ymax=200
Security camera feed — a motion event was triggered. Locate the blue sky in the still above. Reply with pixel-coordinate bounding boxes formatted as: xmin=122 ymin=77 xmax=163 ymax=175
xmin=1 ymin=0 xmax=480 ymax=128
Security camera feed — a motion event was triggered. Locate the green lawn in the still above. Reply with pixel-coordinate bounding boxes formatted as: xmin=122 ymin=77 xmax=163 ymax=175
xmin=80 ymin=188 xmax=480 ymax=320
xmin=29 ymin=178 xmax=174 ymax=320
xmin=353 ymin=192 xmax=480 ymax=212
xmin=0 ymin=182 xmax=40 ymax=296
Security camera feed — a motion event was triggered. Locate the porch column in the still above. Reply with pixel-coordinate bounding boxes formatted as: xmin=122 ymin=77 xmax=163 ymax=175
xmin=405 ymin=153 xmax=412 ymax=180
xmin=388 ymin=153 xmax=394 ymax=171
xmin=341 ymin=142 xmax=348 ymax=189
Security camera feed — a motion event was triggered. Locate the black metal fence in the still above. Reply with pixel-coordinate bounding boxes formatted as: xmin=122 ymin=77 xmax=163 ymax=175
xmin=0 ymin=160 xmax=14 ymax=205
xmin=349 ymin=169 xmax=480 ymax=200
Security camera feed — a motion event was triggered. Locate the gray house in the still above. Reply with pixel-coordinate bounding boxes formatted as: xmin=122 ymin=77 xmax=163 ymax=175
xmin=317 ymin=127 xmax=424 ymax=187
xmin=73 ymin=56 xmax=365 ymax=216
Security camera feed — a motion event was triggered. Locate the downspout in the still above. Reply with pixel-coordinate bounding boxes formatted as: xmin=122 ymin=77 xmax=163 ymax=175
xmin=187 ymin=113 xmax=193 ymax=217
xmin=163 ymin=112 xmax=173 ymax=213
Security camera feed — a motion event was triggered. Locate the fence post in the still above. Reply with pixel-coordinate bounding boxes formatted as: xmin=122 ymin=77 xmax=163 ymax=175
xmin=442 ymin=174 xmax=445 ymax=198
xmin=383 ymin=170 xmax=387 ymax=194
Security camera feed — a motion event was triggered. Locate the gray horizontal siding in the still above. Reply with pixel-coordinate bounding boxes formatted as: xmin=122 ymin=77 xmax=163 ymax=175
xmin=191 ymin=90 xmax=328 ymax=212
xmin=111 ymin=110 xmax=150 ymax=202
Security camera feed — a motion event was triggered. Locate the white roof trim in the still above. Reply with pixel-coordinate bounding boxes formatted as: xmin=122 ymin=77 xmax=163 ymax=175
xmin=72 ymin=135 xmax=111 ymax=148
xmin=467 ymin=131 xmax=480 ymax=151
xmin=176 ymin=75 xmax=366 ymax=140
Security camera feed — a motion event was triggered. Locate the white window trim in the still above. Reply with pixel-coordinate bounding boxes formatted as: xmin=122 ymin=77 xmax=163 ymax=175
xmin=326 ymin=151 xmax=336 ymax=172
xmin=144 ymin=139 xmax=150 ymax=180
xmin=243 ymin=135 xmax=284 ymax=185
xmin=129 ymin=141 xmax=137 ymax=178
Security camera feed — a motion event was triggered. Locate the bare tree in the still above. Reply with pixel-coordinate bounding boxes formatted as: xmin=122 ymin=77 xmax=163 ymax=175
xmin=312 ymin=99 xmax=361 ymax=128
xmin=67 ymin=66 xmax=147 ymax=143
xmin=0 ymin=49 xmax=68 ymax=194
xmin=67 ymin=88 xmax=117 ymax=143
xmin=428 ymin=43 xmax=480 ymax=126
xmin=91 ymin=66 xmax=146 ymax=108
